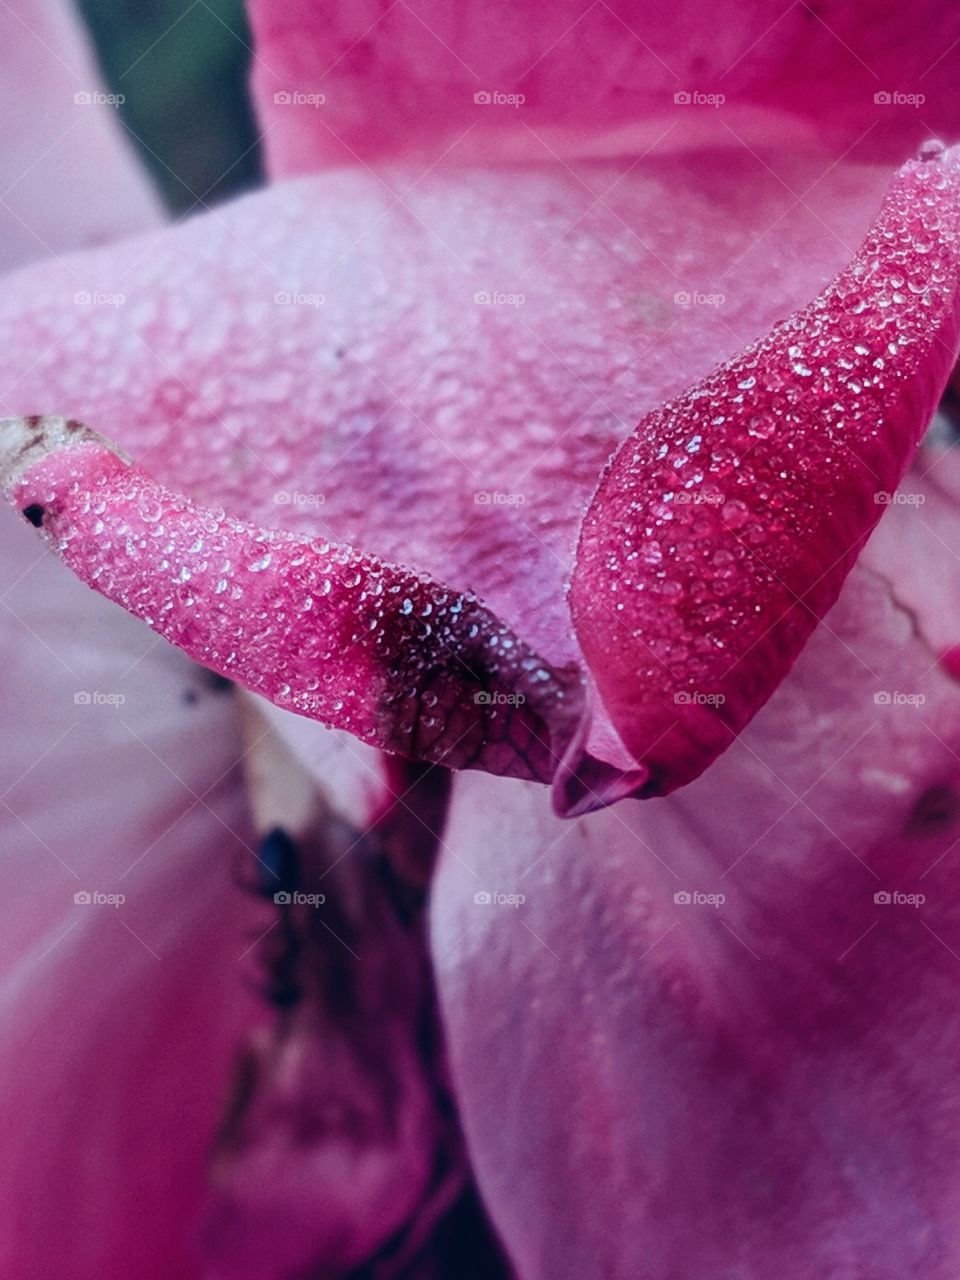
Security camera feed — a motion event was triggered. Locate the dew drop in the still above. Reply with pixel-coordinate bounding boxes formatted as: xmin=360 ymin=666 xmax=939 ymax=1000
xmin=919 ymin=138 xmax=946 ymax=163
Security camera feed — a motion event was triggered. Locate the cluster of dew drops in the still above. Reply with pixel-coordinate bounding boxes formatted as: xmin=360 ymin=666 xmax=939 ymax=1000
xmin=43 ymin=453 xmax=567 ymax=756
xmin=582 ymin=140 xmax=960 ymax=690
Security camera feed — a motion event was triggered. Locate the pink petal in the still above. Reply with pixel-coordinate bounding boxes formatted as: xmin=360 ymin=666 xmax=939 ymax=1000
xmin=0 ymin=151 xmax=890 ymax=672
xmin=248 ymin=0 xmax=960 ymax=175
xmin=0 ymin=12 xmax=235 ymax=1274
xmin=0 ymin=149 xmax=957 ymax=803
xmin=568 ymin=146 xmax=960 ymax=800
xmin=432 ymin=559 xmax=960 ymax=1278
xmin=0 ymin=522 xmax=260 ymax=1278
xmin=0 ymin=0 xmax=159 ymax=273
xmin=0 ymin=417 xmax=580 ymax=782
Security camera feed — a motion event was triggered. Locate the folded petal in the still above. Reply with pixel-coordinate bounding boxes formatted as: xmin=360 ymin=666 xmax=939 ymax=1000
xmin=0 ymin=416 xmax=581 ymax=782
xmin=248 ymin=0 xmax=960 ymax=175
xmin=569 ymin=145 xmax=960 ymax=799
xmin=0 ymin=0 xmax=159 ymax=273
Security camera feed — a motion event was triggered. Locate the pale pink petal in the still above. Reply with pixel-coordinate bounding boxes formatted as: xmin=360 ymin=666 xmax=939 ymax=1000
xmin=247 ymin=0 xmax=960 ymax=175
xmin=432 ymin=559 xmax=960 ymax=1278
xmin=0 ymin=11 xmax=240 ymax=1272
xmin=0 ymin=520 xmax=260 ymax=1279
xmin=0 ymin=0 xmax=159 ymax=273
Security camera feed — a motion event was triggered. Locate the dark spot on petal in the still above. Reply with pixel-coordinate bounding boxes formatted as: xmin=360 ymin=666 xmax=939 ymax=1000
xmin=905 ymin=784 xmax=959 ymax=837
xmin=201 ymin=668 xmax=233 ymax=693
xmin=257 ymin=826 xmax=300 ymax=895
xmin=181 ymin=688 xmax=199 ymax=705
xmin=266 ymin=977 xmax=303 ymax=1009
xmin=21 ymin=504 xmax=45 ymax=527
xmin=334 ymin=345 xmax=346 ymax=359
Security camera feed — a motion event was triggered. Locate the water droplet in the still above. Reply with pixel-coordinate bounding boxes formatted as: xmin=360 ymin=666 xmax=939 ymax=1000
xmin=919 ymin=138 xmax=946 ymax=163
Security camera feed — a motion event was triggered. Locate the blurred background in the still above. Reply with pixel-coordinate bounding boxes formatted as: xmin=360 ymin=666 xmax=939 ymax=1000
xmin=78 ymin=0 xmax=262 ymax=212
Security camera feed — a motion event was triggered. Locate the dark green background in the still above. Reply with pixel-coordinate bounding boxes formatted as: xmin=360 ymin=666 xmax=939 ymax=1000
xmin=78 ymin=0 xmax=262 ymax=212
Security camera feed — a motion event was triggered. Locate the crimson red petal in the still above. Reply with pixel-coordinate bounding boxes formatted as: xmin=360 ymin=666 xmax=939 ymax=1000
xmin=569 ymin=146 xmax=960 ymax=801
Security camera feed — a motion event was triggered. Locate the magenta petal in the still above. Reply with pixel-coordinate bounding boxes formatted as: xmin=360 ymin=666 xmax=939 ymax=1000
xmin=249 ymin=0 xmax=960 ymax=174
xmin=0 ymin=419 xmax=581 ymax=783
xmin=569 ymin=147 xmax=960 ymax=799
